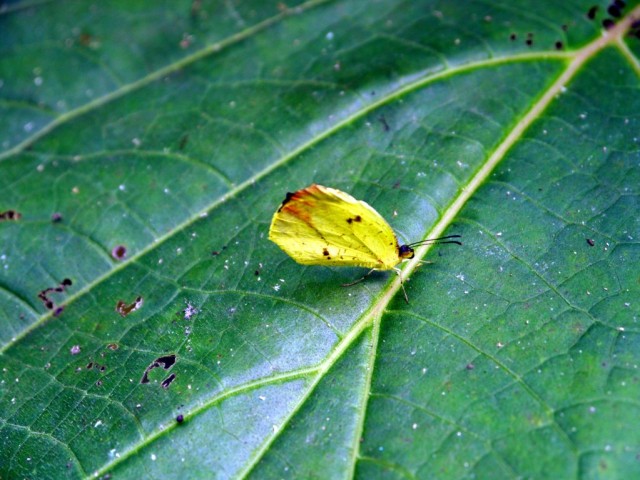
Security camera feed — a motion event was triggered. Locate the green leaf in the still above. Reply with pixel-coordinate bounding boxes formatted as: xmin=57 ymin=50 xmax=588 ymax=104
xmin=1 ymin=1 xmax=639 ymax=478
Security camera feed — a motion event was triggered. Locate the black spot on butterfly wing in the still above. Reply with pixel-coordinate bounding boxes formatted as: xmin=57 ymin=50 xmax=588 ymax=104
xmin=278 ymin=192 xmax=295 ymax=211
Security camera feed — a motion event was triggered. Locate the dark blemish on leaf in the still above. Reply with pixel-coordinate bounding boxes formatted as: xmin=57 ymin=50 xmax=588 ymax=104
xmin=116 ymin=296 xmax=143 ymax=317
xmin=510 ymin=33 xmax=517 ymax=41
xmin=0 ymin=210 xmax=22 ymax=221
xmin=466 ymin=363 xmax=475 ymax=370
xmin=378 ymin=116 xmax=390 ymax=132
xmin=86 ymin=362 xmax=94 ymax=369
xmin=78 ymin=31 xmax=94 ymax=47
xmin=161 ymin=373 xmax=176 ymax=389
xmin=38 ymin=278 xmax=72 ymax=312
xmin=107 ymin=343 xmax=119 ymax=350
xmin=179 ymin=134 xmax=189 ymax=150
xmin=607 ymin=5 xmax=621 ymax=18
xmin=141 ymin=354 xmax=177 ymax=384
xmin=176 ymin=414 xmax=184 ymax=424
xmin=586 ymin=238 xmax=595 ymax=247
xmin=190 ymin=0 xmax=202 ymax=18
xmin=323 ymin=248 xmax=330 ymax=256
xmin=587 ymin=6 xmax=598 ymax=19
xmin=96 ymin=380 xmax=103 ymax=386
xmin=555 ymin=41 xmax=563 ymax=50
xmin=562 ymin=24 xmax=568 ymax=31
xmin=53 ymin=306 xmax=65 ymax=317
xmin=254 ymin=269 xmax=260 ymax=276
xmin=602 ymin=18 xmax=615 ymax=29
xmin=525 ymin=33 xmax=533 ymax=47
xmin=614 ymin=0 xmax=626 ymax=8
xmin=211 ymin=250 xmax=220 ymax=256
xmin=51 ymin=212 xmax=63 ymax=223
xmin=99 ymin=365 xmax=106 ymax=372
xmin=111 ymin=245 xmax=127 ymax=260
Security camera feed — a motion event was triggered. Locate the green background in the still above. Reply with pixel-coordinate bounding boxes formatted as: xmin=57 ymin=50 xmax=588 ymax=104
xmin=1 ymin=0 xmax=639 ymax=478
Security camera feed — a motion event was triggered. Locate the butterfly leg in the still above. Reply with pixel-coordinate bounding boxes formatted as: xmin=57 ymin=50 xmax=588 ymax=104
xmin=415 ymin=260 xmax=433 ymax=267
xmin=342 ymin=269 xmax=376 ymax=287
xmin=393 ymin=267 xmax=409 ymax=304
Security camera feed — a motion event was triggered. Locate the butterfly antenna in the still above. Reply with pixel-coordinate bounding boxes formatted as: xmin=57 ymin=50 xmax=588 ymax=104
xmin=407 ymin=234 xmax=462 ymax=247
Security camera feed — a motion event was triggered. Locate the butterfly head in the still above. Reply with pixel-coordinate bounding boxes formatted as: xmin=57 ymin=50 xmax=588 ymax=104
xmin=398 ymin=244 xmax=415 ymax=260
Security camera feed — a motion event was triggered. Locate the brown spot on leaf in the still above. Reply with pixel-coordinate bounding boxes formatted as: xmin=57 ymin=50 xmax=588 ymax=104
xmin=116 ymin=296 xmax=143 ymax=317
xmin=112 ymin=245 xmax=127 ymax=260
xmin=0 ymin=210 xmax=22 ymax=221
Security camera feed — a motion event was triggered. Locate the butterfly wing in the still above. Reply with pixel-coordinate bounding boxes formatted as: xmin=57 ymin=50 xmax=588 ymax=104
xmin=269 ymin=184 xmax=401 ymax=269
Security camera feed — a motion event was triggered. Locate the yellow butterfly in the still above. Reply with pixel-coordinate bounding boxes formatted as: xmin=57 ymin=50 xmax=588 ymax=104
xmin=268 ymin=184 xmax=460 ymax=301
